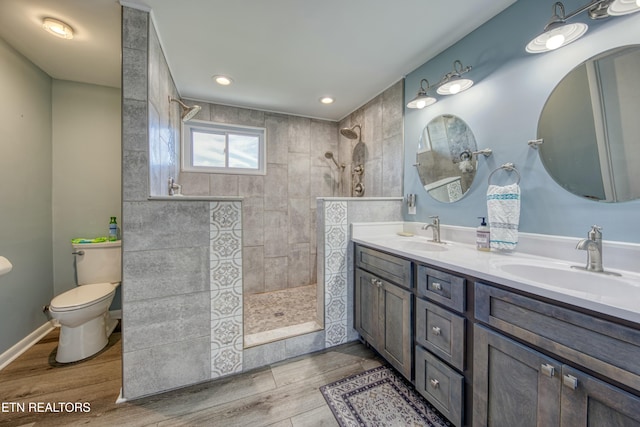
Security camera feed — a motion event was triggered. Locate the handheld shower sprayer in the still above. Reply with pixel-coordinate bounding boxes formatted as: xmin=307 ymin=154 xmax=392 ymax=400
xmin=169 ymin=97 xmax=202 ymax=121
xmin=324 ymin=151 xmax=345 ymax=169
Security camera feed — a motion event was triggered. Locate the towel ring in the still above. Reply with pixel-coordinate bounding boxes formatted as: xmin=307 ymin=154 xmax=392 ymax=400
xmin=488 ymin=163 xmax=520 ymax=185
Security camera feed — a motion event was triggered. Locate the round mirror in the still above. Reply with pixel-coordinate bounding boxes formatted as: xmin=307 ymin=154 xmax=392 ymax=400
xmin=538 ymin=45 xmax=640 ymax=202
xmin=416 ymin=114 xmax=478 ymax=203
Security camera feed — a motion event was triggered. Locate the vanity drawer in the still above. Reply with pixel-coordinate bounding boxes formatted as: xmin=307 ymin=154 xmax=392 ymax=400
xmin=415 ymin=345 xmax=464 ymax=427
xmin=416 ymin=298 xmax=465 ymax=371
xmin=417 ymin=265 xmax=465 ymax=313
xmin=475 ymin=282 xmax=640 ymax=393
xmin=355 ymin=244 xmax=412 ymax=288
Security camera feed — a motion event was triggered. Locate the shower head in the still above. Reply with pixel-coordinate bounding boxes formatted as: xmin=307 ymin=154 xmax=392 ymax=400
xmin=169 ymin=97 xmax=202 ymax=122
xmin=340 ymin=124 xmax=362 ymax=140
xmin=324 ymin=151 xmax=344 ymax=169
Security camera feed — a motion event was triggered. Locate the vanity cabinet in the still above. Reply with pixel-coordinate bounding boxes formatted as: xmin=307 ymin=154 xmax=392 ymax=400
xmin=354 ymin=245 xmax=413 ymax=380
xmin=474 ymin=282 xmax=640 ymax=426
xmin=415 ymin=264 xmax=467 ymax=427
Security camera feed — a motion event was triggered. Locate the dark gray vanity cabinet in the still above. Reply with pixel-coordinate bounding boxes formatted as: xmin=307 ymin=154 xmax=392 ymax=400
xmin=474 ymin=282 xmax=640 ymax=426
xmin=354 ymin=245 xmax=413 ymax=380
xmin=473 ymin=324 xmax=562 ymax=426
xmin=415 ymin=265 xmax=467 ymax=427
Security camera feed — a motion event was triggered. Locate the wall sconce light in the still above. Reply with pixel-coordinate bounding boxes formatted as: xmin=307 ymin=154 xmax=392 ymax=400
xmin=527 ymin=0 xmax=640 ymax=54
xmin=406 ymin=79 xmax=437 ymax=109
xmin=436 ymin=60 xmax=473 ymax=95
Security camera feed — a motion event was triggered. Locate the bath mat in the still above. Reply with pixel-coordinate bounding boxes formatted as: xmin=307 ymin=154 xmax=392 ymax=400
xmin=320 ymin=365 xmax=451 ymax=427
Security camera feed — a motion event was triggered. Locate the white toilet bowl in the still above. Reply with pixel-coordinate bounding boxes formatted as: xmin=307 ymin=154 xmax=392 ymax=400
xmin=49 ymin=282 xmax=119 ymax=363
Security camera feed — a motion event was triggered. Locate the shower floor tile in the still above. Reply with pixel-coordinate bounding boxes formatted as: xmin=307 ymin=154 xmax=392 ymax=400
xmin=244 ymin=284 xmax=320 ymax=346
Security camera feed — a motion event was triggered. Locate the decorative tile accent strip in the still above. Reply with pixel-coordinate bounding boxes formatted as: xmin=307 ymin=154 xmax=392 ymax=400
xmin=210 ymin=201 xmax=243 ymax=378
xmin=323 ymin=201 xmax=348 ymax=347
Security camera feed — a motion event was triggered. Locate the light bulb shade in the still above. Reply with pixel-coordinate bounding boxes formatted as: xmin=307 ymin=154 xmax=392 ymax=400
xmin=407 ymin=92 xmax=437 ymax=109
xmin=608 ymin=0 xmax=640 ymax=15
xmin=42 ymin=18 xmax=74 ymax=39
xmin=437 ymin=77 xmax=474 ymax=95
xmin=525 ymin=22 xmax=587 ymax=53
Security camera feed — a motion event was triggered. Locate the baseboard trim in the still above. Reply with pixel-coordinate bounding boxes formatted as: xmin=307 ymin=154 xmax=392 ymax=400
xmin=0 ymin=322 xmax=54 ymax=371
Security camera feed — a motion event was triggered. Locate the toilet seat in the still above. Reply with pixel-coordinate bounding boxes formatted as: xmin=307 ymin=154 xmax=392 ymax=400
xmin=50 ymin=282 xmax=117 ymax=312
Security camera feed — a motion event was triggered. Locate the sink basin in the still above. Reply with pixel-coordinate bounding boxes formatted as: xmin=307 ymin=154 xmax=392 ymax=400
xmin=491 ymin=258 xmax=640 ymax=296
xmin=391 ymin=238 xmax=449 ymax=252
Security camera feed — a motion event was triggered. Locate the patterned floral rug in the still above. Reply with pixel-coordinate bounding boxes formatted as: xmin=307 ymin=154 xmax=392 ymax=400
xmin=320 ymin=365 xmax=451 ymax=427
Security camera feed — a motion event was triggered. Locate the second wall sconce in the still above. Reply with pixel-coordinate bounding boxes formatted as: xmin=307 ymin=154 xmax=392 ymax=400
xmin=436 ymin=60 xmax=473 ymax=95
xmin=406 ymin=60 xmax=474 ymax=109
xmin=526 ymin=0 xmax=640 ymax=54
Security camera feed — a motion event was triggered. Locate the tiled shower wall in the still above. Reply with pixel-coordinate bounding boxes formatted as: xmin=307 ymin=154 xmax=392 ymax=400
xmin=338 ymin=81 xmax=404 ymax=197
xmin=178 ymin=104 xmax=339 ymax=296
xmin=122 ymin=7 xmax=213 ymax=398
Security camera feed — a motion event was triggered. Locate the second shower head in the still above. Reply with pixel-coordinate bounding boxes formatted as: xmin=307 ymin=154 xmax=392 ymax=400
xmin=169 ymin=97 xmax=202 ymax=122
xmin=340 ymin=124 xmax=362 ymax=141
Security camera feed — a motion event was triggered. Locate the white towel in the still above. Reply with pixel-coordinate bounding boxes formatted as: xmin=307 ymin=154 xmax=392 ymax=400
xmin=487 ymin=183 xmax=520 ymax=251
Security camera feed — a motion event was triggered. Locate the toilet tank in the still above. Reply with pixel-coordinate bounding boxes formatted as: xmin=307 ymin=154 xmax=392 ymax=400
xmin=72 ymin=240 xmax=122 ymax=285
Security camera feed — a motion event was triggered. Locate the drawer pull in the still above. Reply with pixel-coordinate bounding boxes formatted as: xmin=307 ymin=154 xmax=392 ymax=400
xmin=563 ymin=374 xmax=578 ymax=390
xmin=541 ymin=364 xmax=555 ymax=378
xmin=430 ymin=378 xmax=440 ymax=389
xmin=432 ymin=326 xmax=441 ymax=336
xmin=432 ymin=282 xmax=443 ymax=291
xmin=370 ymin=278 xmax=382 ymax=287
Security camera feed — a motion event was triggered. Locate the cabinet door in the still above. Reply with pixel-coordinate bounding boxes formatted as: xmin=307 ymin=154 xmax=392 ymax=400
xmin=561 ymin=365 xmax=640 ymax=426
xmin=473 ymin=325 xmax=561 ymax=427
xmin=354 ymin=268 xmax=379 ymax=345
xmin=380 ymin=280 xmax=413 ymax=380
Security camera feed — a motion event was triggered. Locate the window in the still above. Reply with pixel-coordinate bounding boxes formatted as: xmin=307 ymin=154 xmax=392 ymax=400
xmin=182 ymin=120 xmax=266 ymax=175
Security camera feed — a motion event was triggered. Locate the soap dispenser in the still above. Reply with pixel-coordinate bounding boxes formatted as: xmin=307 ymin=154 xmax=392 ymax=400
xmin=476 ymin=217 xmax=490 ymax=251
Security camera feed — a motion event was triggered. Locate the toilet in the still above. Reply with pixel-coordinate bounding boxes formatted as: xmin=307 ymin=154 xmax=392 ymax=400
xmin=49 ymin=240 xmax=121 ymax=363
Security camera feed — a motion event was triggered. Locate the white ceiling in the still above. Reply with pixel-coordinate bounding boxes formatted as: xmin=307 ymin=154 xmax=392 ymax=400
xmin=0 ymin=0 xmax=516 ymax=121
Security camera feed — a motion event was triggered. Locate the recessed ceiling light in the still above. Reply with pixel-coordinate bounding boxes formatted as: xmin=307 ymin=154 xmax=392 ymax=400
xmin=42 ymin=18 xmax=74 ymax=40
xmin=320 ymin=97 xmax=334 ymax=104
xmin=213 ymin=75 xmax=233 ymax=86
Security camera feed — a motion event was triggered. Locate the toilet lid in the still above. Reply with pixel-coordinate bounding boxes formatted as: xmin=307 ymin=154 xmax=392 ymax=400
xmin=50 ymin=282 xmax=116 ymax=311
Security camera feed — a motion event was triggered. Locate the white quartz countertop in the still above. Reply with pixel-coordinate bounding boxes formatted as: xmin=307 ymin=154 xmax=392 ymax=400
xmin=352 ymin=223 xmax=640 ymax=325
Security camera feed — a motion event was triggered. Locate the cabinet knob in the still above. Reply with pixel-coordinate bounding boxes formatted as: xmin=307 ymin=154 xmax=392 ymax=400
xmin=430 ymin=378 xmax=440 ymax=389
xmin=563 ymin=374 xmax=578 ymax=390
xmin=432 ymin=282 xmax=442 ymax=291
xmin=541 ymin=363 xmax=555 ymax=378
xmin=432 ymin=326 xmax=441 ymax=336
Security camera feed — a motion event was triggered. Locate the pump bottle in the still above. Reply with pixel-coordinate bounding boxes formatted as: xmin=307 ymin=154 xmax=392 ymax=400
xmin=476 ymin=217 xmax=490 ymax=251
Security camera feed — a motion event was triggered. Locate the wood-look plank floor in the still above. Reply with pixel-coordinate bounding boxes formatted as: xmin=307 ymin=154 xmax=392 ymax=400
xmin=0 ymin=328 xmax=382 ymax=426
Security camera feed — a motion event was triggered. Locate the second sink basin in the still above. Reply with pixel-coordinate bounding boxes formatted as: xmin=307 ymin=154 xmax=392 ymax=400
xmin=491 ymin=258 xmax=640 ymax=297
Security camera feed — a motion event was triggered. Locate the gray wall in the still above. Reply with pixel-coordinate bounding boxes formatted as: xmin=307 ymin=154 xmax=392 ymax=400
xmin=178 ymin=103 xmax=339 ymax=295
xmin=0 ymin=39 xmax=121 ymax=355
xmin=0 ymin=37 xmax=53 ymax=354
xmin=403 ymin=0 xmax=640 ymax=242
xmin=52 ymin=80 xmax=121 ymax=296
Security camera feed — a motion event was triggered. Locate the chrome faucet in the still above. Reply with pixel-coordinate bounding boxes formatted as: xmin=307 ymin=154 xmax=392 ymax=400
xmin=168 ymin=177 xmax=182 ymax=196
xmin=576 ymin=225 xmax=603 ymax=272
xmin=422 ymin=216 xmax=441 ymax=243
